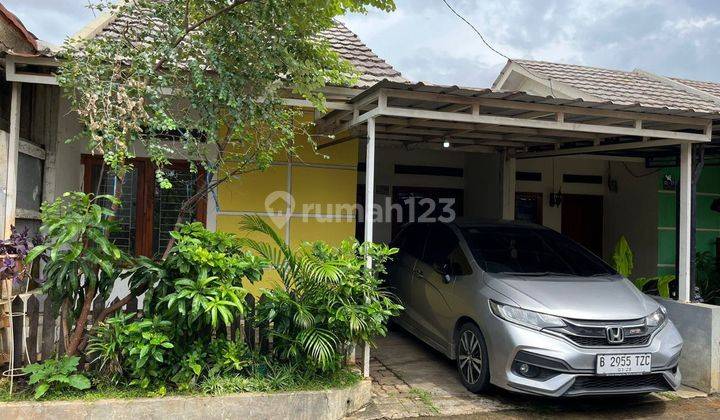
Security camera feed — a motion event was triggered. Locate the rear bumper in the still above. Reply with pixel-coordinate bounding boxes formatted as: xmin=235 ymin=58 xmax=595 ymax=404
xmin=486 ymin=317 xmax=683 ymax=397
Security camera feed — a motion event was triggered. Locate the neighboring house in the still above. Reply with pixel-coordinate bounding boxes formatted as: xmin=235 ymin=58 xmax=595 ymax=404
xmin=494 ymin=60 xmax=720 ymax=279
xmin=0 ymin=3 xmax=60 ymax=239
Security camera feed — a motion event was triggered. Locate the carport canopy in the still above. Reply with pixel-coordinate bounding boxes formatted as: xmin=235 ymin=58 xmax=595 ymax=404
xmin=314 ymin=80 xmax=717 ymax=377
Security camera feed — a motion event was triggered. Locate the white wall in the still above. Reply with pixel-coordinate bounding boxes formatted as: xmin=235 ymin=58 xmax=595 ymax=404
xmin=515 ymin=156 xmax=658 ymax=270
xmin=516 ymin=157 xmax=606 ymax=232
xmin=604 ymin=161 xmax=659 ymax=277
xmin=53 ymin=97 xmax=85 ymax=196
xmin=358 ymin=144 xmax=470 ymax=244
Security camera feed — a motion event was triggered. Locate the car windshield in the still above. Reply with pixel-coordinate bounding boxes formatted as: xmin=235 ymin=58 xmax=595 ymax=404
xmin=460 ymin=225 xmax=616 ymax=277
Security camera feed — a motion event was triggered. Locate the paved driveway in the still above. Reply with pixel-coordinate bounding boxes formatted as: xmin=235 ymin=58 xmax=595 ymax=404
xmin=349 ymin=328 xmax=709 ymax=419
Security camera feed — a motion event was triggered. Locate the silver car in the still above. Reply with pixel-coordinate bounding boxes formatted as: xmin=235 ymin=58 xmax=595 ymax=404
xmin=387 ymin=220 xmax=683 ymax=397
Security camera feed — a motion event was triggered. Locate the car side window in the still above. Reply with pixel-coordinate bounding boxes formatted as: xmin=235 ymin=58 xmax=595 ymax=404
xmin=397 ymin=224 xmax=430 ymax=259
xmin=421 ymin=224 xmax=472 ymax=275
xmin=448 ymin=247 xmax=473 ymax=276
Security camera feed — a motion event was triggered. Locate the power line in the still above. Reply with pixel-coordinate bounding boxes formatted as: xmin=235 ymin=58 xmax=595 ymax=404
xmin=441 ymin=0 xmax=556 ymax=97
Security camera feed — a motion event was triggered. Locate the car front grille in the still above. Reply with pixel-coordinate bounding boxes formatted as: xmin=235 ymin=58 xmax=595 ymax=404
xmin=548 ymin=318 xmax=655 ymax=347
xmin=565 ymin=334 xmax=652 ymax=347
xmin=566 ymin=374 xmax=671 ymax=396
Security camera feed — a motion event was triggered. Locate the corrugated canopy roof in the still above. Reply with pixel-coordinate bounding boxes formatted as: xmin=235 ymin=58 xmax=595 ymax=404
xmin=350 ymin=80 xmax=720 ymax=118
xmin=317 ymin=80 xmax=715 ymax=159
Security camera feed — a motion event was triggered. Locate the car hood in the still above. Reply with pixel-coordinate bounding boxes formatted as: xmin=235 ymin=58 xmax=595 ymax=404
xmin=486 ymin=273 xmax=658 ymax=320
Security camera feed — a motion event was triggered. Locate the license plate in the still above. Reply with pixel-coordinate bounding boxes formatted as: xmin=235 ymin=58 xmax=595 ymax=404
xmin=596 ymin=354 xmax=652 ymax=375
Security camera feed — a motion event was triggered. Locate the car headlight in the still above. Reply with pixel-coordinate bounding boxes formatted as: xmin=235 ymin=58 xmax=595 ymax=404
xmin=646 ymin=306 xmax=667 ymax=328
xmin=489 ymin=301 xmax=565 ymax=330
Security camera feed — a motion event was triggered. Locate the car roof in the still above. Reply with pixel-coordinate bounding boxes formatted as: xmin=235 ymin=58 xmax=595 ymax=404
xmin=399 ymin=218 xmax=548 ymax=230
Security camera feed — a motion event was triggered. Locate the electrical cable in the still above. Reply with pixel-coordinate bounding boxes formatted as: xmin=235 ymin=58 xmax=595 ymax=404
xmin=441 ymin=0 xmax=556 ymax=97
xmin=622 ymin=161 xmax=661 ymax=178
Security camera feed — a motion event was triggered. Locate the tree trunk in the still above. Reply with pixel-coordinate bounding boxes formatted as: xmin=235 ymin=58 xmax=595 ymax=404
xmin=65 ymin=284 xmax=95 ymax=356
xmin=60 ymin=298 xmax=70 ymax=353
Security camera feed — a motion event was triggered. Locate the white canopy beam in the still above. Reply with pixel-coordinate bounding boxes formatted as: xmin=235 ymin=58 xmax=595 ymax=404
xmin=678 ymin=143 xmax=692 ymax=302
xmin=515 ymin=138 xmax=686 ymax=159
xmin=357 ymin=106 xmax=710 ymax=143
xmin=361 ymin=116 xmax=377 ymax=378
xmin=502 ymin=152 xmax=516 ymax=220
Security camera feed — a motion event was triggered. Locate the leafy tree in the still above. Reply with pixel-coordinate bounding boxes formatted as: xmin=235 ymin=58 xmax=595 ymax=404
xmin=26 ymin=192 xmax=129 ymax=356
xmin=55 ymin=0 xmax=396 ymax=335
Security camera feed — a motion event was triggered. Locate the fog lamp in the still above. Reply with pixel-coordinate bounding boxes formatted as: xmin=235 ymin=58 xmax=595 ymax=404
xmin=519 ymin=363 xmax=530 ymax=375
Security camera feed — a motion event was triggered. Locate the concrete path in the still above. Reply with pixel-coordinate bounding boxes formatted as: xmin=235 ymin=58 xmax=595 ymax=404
xmin=349 ymin=329 xmax=712 ymax=419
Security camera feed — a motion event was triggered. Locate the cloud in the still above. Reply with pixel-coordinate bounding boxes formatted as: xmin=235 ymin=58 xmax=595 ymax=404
xmin=345 ymin=0 xmax=720 ymax=85
xmin=4 ymin=0 xmax=97 ymax=45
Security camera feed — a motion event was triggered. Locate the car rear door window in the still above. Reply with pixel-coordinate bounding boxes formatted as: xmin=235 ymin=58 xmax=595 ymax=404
xmin=422 ymin=224 xmax=472 ymax=275
xmin=397 ymin=224 xmax=430 ymax=259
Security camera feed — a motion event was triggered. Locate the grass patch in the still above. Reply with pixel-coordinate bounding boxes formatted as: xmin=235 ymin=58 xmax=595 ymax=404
xmin=0 ymin=368 xmax=361 ymax=402
xmin=409 ymin=387 xmax=439 ymax=414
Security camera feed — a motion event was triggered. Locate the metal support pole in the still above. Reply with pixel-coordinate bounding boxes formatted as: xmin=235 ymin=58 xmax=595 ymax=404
xmin=362 ymin=117 xmax=376 ymax=378
xmin=3 ymin=82 xmax=21 ymax=239
xmin=678 ymin=142 xmax=692 ymax=302
xmin=502 ymin=151 xmax=516 ymax=220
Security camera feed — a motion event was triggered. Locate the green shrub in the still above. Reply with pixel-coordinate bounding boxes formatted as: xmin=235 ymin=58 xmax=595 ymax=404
xmin=23 ymin=356 xmax=91 ymax=399
xmin=144 ymin=223 xmax=264 ymax=337
xmin=240 ymin=215 xmax=403 ymax=372
xmin=88 ymin=314 xmax=175 ymax=389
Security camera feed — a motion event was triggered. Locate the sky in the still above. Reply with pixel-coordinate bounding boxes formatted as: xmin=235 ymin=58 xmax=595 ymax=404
xmin=6 ymin=0 xmax=720 ymax=87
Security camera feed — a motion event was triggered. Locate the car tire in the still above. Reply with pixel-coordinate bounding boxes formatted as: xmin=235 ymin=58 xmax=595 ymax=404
xmin=455 ymin=322 xmax=490 ymax=393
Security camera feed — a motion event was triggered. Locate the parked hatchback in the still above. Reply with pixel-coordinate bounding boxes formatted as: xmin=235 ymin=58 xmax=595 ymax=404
xmin=387 ymin=220 xmax=683 ymax=397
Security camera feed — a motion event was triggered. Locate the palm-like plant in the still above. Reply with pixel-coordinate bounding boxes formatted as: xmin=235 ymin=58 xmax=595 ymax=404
xmin=239 ymin=215 xmax=402 ymax=371
xmin=161 ymin=268 xmax=247 ymax=330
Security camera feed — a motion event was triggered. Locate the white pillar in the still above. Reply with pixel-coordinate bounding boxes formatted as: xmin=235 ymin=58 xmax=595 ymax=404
xmin=502 ymin=153 xmax=516 ymax=220
xmin=678 ymin=142 xmax=692 ymax=302
xmin=361 ymin=117 xmax=376 ymax=378
xmin=3 ymin=82 xmax=21 ymax=239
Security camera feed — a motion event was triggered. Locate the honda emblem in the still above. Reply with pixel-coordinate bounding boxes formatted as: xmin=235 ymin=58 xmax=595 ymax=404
xmin=606 ymin=327 xmax=625 ymax=344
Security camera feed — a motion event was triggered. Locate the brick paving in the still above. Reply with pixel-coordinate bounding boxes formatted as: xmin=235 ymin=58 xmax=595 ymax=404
xmin=348 ymin=329 xmax=714 ymax=419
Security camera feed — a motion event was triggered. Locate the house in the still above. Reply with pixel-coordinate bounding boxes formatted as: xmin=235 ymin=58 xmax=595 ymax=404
xmin=2 ymin=4 xmax=719 ymax=389
xmin=495 ymin=60 xmax=720 ymax=280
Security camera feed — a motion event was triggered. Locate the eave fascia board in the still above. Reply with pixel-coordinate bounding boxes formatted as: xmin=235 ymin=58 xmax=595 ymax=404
xmin=69 ymin=1 xmax=123 ymax=41
xmin=496 ymin=61 xmax=606 ymax=103
xmin=5 ymin=55 xmax=58 ymax=85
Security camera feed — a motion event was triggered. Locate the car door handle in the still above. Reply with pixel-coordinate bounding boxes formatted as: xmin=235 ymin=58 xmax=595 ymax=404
xmin=413 ymin=268 xmax=425 ymax=279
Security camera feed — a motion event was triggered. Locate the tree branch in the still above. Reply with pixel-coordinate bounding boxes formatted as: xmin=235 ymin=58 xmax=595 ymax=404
xmin=153 ymin=0 xmax=254 ymax=72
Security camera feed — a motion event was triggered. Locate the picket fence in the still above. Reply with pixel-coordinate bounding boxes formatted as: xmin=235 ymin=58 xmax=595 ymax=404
xmin=1 ymin=292 xmax=271 ymax=368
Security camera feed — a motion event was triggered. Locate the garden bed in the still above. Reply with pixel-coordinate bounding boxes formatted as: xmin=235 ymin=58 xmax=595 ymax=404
xmin=0 ymin=376 xmax=371 ymax=420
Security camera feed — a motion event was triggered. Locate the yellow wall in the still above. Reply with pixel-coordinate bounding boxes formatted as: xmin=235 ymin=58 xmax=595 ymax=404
xmin=216 ymin=110 xmax=359 ymax=292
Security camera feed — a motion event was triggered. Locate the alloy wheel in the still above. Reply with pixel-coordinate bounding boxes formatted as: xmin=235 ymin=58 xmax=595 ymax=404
xmin=458 ymin=330 xmax=483 ymax=384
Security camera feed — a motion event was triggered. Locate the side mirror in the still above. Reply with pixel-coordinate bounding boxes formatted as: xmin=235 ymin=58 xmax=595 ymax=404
xmin=435 ymin=262 xmax=453 ymax=284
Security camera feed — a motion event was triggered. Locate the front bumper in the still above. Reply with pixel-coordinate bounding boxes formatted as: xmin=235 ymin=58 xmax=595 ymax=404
xmin=486 ymin=317 xmax=683 ymax=397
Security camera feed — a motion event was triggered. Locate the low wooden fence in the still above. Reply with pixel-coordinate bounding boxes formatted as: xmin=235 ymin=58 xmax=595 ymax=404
xmin=1 ymin=292 xmax=271 ymax=368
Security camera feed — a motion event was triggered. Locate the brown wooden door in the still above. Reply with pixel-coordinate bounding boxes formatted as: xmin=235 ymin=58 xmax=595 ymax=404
xmin=561 ymin=194 xmax=603 ymax=256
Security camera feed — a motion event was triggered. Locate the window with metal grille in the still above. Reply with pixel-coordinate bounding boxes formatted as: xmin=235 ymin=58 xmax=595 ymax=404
xmin=82 ymin=155 xmax=207 ymax=257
